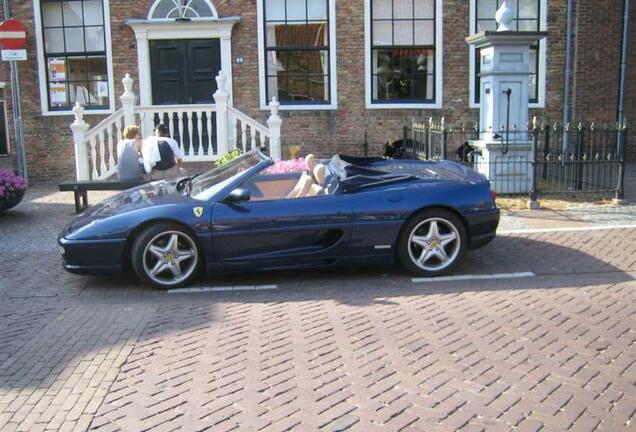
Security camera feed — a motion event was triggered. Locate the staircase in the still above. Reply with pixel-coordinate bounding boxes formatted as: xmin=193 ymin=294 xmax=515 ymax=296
xmin=69 ymin=73 xmax=282 ymax=181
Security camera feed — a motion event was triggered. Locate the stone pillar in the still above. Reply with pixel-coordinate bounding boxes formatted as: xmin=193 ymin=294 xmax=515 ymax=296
xmin=70 ymin=103 xmax=90 ymax=181
xmin=120 ymin=74 xmax=136 ymax=128
xmin=267 ymin=98 xmax=282 ymax=160
xmin=466 ymin=1 xmax=547 ymax=194
xmin=213 ymin=72 xmax=230 ymax=157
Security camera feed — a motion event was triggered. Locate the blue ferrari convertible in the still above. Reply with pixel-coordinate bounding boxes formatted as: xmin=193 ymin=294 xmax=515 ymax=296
xmin=59 ymin=150 xmax=499 ymax=288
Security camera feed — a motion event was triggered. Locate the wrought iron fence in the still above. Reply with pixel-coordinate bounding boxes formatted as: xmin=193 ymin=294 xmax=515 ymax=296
xmin=402 ymin=118 xmax=629 ymax=201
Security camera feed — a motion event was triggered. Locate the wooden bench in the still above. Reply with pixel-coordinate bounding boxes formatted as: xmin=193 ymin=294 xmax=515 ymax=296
xmin=59 ymin=180 xmax=148 ymax=213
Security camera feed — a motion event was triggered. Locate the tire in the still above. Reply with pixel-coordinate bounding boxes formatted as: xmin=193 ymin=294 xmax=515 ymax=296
xmin=397 ymin=209 xmax=467 ymax=277
xmin=131 ymin=223 xmax=200 ymax=289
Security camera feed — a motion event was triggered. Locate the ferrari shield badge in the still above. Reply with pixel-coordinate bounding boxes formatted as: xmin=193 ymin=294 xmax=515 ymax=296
xmin=193 ymin=207 xmax=204 ymax=218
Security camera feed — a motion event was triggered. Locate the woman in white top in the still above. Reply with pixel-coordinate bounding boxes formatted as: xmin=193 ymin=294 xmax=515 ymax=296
xmin=116 ymin=125 xmax=146 ymax=181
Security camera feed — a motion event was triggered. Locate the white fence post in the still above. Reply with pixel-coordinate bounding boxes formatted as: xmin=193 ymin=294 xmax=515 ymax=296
xmin=267 ymin=97 xmax=282 ymax=160
xmin=213 ymin=72 xmax=229 ymax=157
xmin=120 ymin=73 xmax=136 ymax=128
xmin=70 ymin=103 xmax=90 ymax=181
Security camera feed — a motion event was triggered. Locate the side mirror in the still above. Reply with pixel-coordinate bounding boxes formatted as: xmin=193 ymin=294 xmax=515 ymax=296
xmin=226 ymin=187 xmax=251 ymax=203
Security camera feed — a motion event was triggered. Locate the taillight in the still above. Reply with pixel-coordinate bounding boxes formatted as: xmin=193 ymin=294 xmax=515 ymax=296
xmin=490 ymin=190 xmax=497 ymax=201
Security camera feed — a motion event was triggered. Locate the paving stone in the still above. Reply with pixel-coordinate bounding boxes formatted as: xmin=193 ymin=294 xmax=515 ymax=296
xmin=0 ymin=186 xmax=635 ymax=431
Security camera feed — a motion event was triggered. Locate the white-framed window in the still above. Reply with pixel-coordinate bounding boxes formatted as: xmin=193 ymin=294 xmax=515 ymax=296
xmin=33 ymin=0 xmax=115 ymax=116
xmin=365 ymin=0 xmax=443 ymax=109
xmin=469 ymin=0 xmax=547 ymax=108
xmin=257 ymin=0 xmax=338 ymax=110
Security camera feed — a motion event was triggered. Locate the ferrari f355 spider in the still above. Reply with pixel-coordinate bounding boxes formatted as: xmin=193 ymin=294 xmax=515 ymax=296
xmin=59 ymin=150 xmax=499 ymax=289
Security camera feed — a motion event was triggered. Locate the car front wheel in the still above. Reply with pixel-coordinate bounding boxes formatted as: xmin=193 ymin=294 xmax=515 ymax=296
xmin=397 ymin=209 xmax=467 ymax=277
xmin=132 ymin=223 xmax=200 ymax=289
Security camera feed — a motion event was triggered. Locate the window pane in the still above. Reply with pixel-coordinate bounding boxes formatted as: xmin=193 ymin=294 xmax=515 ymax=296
xmin=268 ymin=74 xmax=327 ymax=102
xmin=518 ymin=19 xmax=538 ymax=31
xmin=307 ymin=0 xmax=327 ymax=20
xmin=394 ymin=21 xmax=413 ymax=45
xmin=44 ymin=28 xmax=65 ymax=52
xmin=266 ymin=23 xmax=328 ymax=47
xmin=265 ymin=0 xmax=285 ymax=21
xmin=373 ymin=20 xmax=393 ymax=45
xmin=65 ymin=27 xmax=85 ymax=52
xmin=372 ymin=48 xmax=434 ymax=101
xmin=88 ymin=80 xmax=110 ymax=105
xmin=478 ymin=0 xmax=498 ymax=19
xmin=87 ymin=56 xmax=107 ymax=80
xmin=49 ymin=82 xmax=69 ymax=106
xmin=414 ymin=0 xmax=434 ymax=19
xmin=67 ymin=57 xmax=88 ymax=81
xmin=394 ymin=0 xmax=413 ymax=19
xmin=414 ymin=20 xmax=434 ymax=45
xmin=83 ymin=0 xmax=104 ymax=26
xmin=308 ymin=75 xmax=326 ymax=100
xmin=189 ymin=0 xmax=216 ymax=18
xmin=43 ymin=2 xmax=63 ymax=27
xmin=287 ymin=0 xmax=306 ymax=21
xmin=151 ymin=0 xmax=174 ymax=18
xmin=70 ymin=82 xmax=92 ymax=105
xmin=47 ymin=57 xmax=67 ymax=81
xmin=270 ymin=49 xmax=328 ymax=75
xmin=477 ymin=19 xmax=497 ymax=32
xmin=62 ymin=1 xmax=84 ymax=26
xmin=519 ymin=0 xmax=539 ymax=18
xmin=372 ymin=0 xmax=392 ymax=19
xmin=85 ymin=26 xmax=105 ymax=51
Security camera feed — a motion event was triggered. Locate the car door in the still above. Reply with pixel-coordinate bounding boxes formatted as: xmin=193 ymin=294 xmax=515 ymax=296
xmin=211 ymin=194 xmax=353 ymax=264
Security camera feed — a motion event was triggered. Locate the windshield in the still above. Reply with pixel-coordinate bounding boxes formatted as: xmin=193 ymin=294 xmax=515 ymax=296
xmin=190 ymin=152 xmax=265 ymax=201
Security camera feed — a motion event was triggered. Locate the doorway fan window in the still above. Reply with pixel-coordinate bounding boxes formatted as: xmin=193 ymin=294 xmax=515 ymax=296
xmin=148 ymin=0 xmax=218 ymax=20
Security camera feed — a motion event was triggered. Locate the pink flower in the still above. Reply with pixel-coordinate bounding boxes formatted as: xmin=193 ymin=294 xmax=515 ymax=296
xmin=264 ymin=158 xmax=307 ymax=174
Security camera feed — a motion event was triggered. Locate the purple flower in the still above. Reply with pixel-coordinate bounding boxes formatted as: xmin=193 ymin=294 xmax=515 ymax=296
xmin=0 ymin=170 xmax=26 ymax=200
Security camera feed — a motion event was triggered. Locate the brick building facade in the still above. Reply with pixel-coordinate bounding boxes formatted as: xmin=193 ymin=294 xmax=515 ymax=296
xmin=0 ymin=0 xmax=633 ymax=182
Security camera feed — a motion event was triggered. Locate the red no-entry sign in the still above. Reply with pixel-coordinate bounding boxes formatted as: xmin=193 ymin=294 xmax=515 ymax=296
xmin=0 ymin=19 xmax=27 ymax=50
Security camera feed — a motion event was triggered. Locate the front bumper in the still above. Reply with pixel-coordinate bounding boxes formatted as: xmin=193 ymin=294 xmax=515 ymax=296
xmin=464 ymin=208 xmax=500 ymax=250
xmin=58 ymin=235 xmax=127 ymax=275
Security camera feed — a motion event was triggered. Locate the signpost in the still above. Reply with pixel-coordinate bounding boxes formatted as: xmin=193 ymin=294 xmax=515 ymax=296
xmin=0 ymin=15 xmax=27 ymax=180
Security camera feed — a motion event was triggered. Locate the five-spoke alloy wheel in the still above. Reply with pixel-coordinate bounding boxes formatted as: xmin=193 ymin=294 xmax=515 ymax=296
xmin=132 ymin=223 xmax=200 ymax=289
xmin=397 ymin=209 xmax=467 ymax=277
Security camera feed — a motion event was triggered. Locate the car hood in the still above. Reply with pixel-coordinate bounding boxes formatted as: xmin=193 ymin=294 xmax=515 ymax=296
xmin=65 ymin=180 xmax=190 ymax=233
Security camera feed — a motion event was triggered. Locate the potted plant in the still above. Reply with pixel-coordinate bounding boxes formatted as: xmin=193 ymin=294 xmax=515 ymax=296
xmin=0 ymin=170 xmax=27 ymax=212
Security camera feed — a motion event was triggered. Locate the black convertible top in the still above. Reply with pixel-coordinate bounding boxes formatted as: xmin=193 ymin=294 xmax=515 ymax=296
xmin=326 ymin=155 xmax=415 ymax=193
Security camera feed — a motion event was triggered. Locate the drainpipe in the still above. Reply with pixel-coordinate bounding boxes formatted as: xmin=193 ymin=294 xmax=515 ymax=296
xmin=562 ymin=0 xmax=573 ymax=155
xmin=617 ymin=0 xmax=631 ymax=126
xmin=2 ymin=0 xmax=27 ymax=181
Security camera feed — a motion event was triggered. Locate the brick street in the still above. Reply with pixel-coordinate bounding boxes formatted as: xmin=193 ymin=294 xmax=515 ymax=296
xmin=0 ymin=188 xmax=634 ymax=431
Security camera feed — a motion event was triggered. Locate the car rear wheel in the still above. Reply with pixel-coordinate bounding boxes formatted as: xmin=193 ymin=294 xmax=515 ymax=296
xmin=132 ymin=223 xmax=200 ymax=289
xmin=397 ymin=209 xmax=467 ymax=277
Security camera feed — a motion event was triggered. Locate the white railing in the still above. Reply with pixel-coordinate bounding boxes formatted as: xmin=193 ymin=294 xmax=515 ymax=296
xmin=71 ymin=72 xmax=282 ymax=181
xmin=71 ymin=106 xmax=125 ymax=181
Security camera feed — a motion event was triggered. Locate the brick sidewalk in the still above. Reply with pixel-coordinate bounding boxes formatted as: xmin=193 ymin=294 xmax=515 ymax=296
xmin=0 ymin=186 xmax=634 ymax=431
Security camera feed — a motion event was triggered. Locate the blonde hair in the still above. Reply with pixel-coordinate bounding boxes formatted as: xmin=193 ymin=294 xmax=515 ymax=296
xmin=123 ymin=125 xmax=140 ymax=140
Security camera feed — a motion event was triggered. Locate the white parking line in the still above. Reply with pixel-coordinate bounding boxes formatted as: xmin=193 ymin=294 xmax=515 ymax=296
xmin=167 ymin=284 xmax=278 ymax=294
xmin=499 ymin=224 xmax=636 ymax=235
xmin=412 ymin=272 xmax=536 ymax=283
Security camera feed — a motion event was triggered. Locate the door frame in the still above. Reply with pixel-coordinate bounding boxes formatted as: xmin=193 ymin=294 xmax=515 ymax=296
xmin=128 ymin=18 xmax=239 ymax=106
